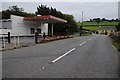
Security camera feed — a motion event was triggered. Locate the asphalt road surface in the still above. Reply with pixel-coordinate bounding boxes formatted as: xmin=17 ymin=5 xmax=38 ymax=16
xmin=2 ymin=35 xmax=118 ymax=78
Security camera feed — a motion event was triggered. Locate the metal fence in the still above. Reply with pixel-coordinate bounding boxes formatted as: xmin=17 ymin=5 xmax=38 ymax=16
xmin=0 ymin=32 xmax=74 ymax=50
xmin=0 ymin=33 xmax=36 ymax=50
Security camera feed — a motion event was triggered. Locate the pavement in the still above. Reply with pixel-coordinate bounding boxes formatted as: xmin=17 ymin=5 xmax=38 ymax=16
xmin=2 ymin=35 xmax=118 ymax=78
xmin=0 ymin=36 xmax=73 ymax=51
xmin=0 ymin=37 xmax=35 ymax=51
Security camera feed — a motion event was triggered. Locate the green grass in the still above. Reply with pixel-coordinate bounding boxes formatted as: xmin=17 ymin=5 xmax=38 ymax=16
xmin=77 ymin=21 xmax=118 ymax=26
xmin=77 ymin=21 xmax=118 ymax=31
xmin=83 ymin=26 xmax=99 ymax=31
xmin=112 ymin=39 xmax=120 ymax=51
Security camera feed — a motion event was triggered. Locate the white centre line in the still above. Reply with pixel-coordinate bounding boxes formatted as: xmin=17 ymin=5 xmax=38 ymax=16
xmin=89 ymin=38 xmax=91 ymax=40
xmin=52 ymin=48 xmax=76 ymax=63
xmin=79 ymin=41 xmax=86 ymax=46
xmin=83 ymin=41 xmax=86 ymax=44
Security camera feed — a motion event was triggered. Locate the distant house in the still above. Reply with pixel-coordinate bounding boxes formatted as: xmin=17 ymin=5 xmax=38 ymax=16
xmin=97 ymin=26 xmax=116 ymax=35
xmin=0 ymin=15 xmax=67 ymax=36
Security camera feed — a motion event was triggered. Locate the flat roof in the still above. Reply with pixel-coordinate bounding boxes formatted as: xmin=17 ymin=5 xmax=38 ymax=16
xmin=24 ymin=15 xmax=67 ymax=23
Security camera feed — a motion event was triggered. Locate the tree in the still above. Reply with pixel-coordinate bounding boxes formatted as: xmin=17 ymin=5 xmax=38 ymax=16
xmin=93 ymin=18 xmax=101 ymax=24
xmin=116 ymin=23 xmax=120 ymax=31
xmin=35 ymin=5 xmax=64 ymax=18
xmin=8 ymin=5 xmax=24 ymax=12
xmin=116 ymin=18 xmax=118 ymax=21
xmin=2 ymin=5 xmax=35 ymax=19
xmin=102 ymin=18 xmax=105 ymax=21
xmin=35 ymin=4 xmax=78 ymax=34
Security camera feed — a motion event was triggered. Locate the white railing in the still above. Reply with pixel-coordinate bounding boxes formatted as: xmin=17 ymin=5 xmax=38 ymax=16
xmin=0 ymin=33 xmax=36 ymax=49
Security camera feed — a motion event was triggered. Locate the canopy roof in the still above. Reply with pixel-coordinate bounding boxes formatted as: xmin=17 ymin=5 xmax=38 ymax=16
xmin=24 ymin=15 xmax=67 ymax=23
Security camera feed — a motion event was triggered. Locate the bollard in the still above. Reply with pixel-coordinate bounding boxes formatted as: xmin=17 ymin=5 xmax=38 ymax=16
xmin=8 ymin=32 xmax=11 ymax=43
xmin=2 ymin=37 xmax=4 ymax=48
xmin=35 ymin=32 xmax=38 ymax=44
xmin=43 ymin=32 xmax=45 ymax=39
xmin=17 ymin=34 xmax=20 ymax=46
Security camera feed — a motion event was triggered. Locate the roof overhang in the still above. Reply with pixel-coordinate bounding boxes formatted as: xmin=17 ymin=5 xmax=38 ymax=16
xmin=24 ymin=15 xmax=67 ymax=23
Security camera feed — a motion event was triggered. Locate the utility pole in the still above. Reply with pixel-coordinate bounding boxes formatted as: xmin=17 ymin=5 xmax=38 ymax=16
xmin=80 ymin=11 xmax=83 ymax=36
xmin=82 ymin=11 xmax=83 ymax=28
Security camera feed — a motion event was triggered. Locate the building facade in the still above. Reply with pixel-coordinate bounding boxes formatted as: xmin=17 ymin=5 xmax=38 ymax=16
xmin=0 ymin=15 xmax=48 ymax=36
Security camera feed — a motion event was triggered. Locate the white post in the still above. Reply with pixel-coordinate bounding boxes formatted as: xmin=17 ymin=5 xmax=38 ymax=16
xmin=51 ymin=23 xmax=53 ymax=36
xmin=3 ymin=37 xmax=5 ymax=48
xmin=17 ymin=34 xmax=20 ymax=46
xmin=14 ymin=36 xmax=16 ymax=47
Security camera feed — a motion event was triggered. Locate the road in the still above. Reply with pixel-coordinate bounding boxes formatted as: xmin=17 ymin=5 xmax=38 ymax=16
xmin=2 ymin=35 xmax=118 ymax=78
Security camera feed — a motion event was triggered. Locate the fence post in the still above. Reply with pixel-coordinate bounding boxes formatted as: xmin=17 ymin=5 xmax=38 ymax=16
xmin=2 ymin=37 xmax=4 ymax=48
xmin=8 ymin=32 xmax=11 ymax=43
xmin=35 ymin=32 xmax=38 ymax=44
xmin=14 ymin=36 xmax=16 ymax=47
xmin=43 ymin=32 xmax=45 ymax=39
xmin=17 ymin=34 xmax=20 ymax=46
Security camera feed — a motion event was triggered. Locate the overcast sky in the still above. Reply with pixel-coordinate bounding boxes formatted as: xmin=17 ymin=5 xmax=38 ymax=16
xmin=1 ymin=1 xmax=119 ymax=21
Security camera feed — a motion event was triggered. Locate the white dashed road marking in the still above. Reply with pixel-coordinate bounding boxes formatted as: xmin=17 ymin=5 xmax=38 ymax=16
xmin=51 ymin=37 xmax=95 ymax=63
xmin=89 ymin=38 xmax=91 ymax=40
xmin=79 ymin=41 xmax=86 ymax=46
xmin=112 ymin=45 xmax=117 ymax=51
xmin=52 ymin=48 xmax=75 ymax=63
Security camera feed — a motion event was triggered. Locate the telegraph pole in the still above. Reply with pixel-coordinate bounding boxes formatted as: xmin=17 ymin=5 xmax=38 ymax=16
xmin=80 ymin=11 xmax=83 ymax=36
xmin=82 ymin=11 xmax=83 ymax=28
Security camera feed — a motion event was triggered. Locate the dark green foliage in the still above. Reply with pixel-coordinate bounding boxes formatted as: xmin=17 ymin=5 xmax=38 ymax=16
xmin=93 ymin=18 xmax=101 ymax=24
xmin=88 ymin=18 xmax=118 ymax=22
xmin=36 ymin=4 xmax=78 ymax=34
xmin=116 ymin=23 xmax=120 ymax=31
xmin=2 ymin=5 xmax=35 ymax=19
xmin=35 ymin=5 xmax=64 ymax=18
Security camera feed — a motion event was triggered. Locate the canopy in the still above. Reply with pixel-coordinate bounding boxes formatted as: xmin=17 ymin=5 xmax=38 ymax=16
xmin=24 ymin=15 xmax=67 ymax=23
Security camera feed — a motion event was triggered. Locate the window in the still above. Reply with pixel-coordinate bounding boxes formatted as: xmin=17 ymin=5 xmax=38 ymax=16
xmin=37 ymin=28 xmax=41 ymax=34
xmin=31 ymin=28 xmax=35 ymax=34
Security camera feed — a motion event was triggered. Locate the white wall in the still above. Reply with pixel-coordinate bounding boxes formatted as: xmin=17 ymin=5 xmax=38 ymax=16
xmin=11 ymin=15 xmax=30 ymax=35
xmin=41 ymin=23 xmax=48 ymax=35
xmin=0 ymin=29 xmax=11 ymax=37
xmin=0 ymin=15 xmax=48 ymax=36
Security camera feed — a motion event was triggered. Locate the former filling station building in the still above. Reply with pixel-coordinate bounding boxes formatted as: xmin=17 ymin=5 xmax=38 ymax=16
xmin=0 ymin=15 xmax=67 ymax=36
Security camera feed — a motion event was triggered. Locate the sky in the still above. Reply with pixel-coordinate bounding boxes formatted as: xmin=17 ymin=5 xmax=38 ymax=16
xmin=118 ymin=2 xmax=120 ymax=20
xmin=1 ymin=0 xmax=119 ymax=21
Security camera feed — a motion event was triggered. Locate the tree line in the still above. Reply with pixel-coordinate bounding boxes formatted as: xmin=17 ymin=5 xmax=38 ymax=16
xmin=86 ymin=18 xmax=119 ymax=23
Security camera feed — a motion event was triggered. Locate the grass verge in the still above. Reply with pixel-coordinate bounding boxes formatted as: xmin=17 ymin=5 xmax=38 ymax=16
xmin=112 ymin=39 xmax=120 ymax=51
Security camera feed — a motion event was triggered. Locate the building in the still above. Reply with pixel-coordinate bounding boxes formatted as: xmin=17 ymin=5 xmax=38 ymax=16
xmin=0 ymin=15 xmax=67 ymax=36
xmin=97 ymin=26 xmax=116 ymax=35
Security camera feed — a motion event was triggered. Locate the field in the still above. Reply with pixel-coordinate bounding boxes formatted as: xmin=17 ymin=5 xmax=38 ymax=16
xmin=83 ymin=26 xmax=100 ymax=31
xmin=77 ymin=21 xmax=118 ymax=26
xmin=77 ymin=21 xmax=118 ymax=31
